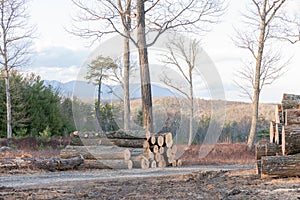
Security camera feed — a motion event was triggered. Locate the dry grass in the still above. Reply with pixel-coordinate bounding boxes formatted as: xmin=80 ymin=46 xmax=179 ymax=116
xmin=180 ymin=143 xmax=255 ymax=165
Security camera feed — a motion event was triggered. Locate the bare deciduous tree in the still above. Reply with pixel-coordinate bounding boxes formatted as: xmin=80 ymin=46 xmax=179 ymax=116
xmin=0 ymin=0 xmax=34 ymax=138
xmin=70 ymin=0 xmax=133 ymax=130
xmin=161 ymin=37 xmax=200 ymax=145
xmin=234 ymin=0 xmax=299 ymax=150
xmin=71 ymin=0 xmax=225 ymax=132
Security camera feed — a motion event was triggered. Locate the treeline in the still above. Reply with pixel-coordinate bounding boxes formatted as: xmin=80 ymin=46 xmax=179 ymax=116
xmin=0 ymin=71 xmax=75 ymax=138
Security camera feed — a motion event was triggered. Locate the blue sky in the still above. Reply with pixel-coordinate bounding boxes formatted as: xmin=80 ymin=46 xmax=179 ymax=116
xmin=24 ymin=0 xmax=300 ymax=103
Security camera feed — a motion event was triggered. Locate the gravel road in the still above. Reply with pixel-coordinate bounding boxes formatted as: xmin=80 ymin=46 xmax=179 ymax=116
xmin=0 ymin=164 xmax=254 ymax=188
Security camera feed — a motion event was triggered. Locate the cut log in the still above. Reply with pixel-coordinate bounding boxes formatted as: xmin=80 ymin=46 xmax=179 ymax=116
xmin=159 ymin=147 xmax=164 ymax=155
xmin=275 ymin=104 xmax=283 ymax=124
xmin=282 ymin=100 xmax=300 ymax=110
xmin=60 ymin=146 xmax=131 ymax=160
xmin=282 ymin=93 xmax=300 ymax=101
xmin=81 ymin=159 xmax=132 ymax=170
xmin=33 ymin=156 xmax=84 ymax=171
xmin=143 ymin=140 xmax=150 ymax=149
xmin=269 ymin=121 xmax=275 ymax=143
xmin=261 ymin=153 xmax=300 ymax=178
xmin=81 ymin=138 xmax=107 ymax=146
xmin=171 ymin=144 xmax=178 ymax=155
xmin=153 ymin=145 xmax=159 ymax=154
xmin=282 ymin=125 xmax=300 ymax=155
xmin=158 ymin=158 xmax=166 ymax=168
xmin=131 ymin=155 xmax=143 ymax=169
xmin=157 ymin=135 xmax=164 ymax=147
xmin=109 ymin=138 xmax=145 ymax=148
xmin=151 ymin=160 xmax=157 ymax=168
xmin=141 ymin=156 xmax=150 ymax=169
xmin=146 ymin=149 xmax=154 ymax=160
xmin=166 ymin=148 xmax=172 ymax=157
xmin=105 ymin=130 xmax=146 ymax=139
xmin=165 ymin=132 xmax=173 ymax=148
xmin=155 ymin=153 xmax=162 ymax=162
xmin=171 ymin=160 xmax=177 ymax=167
xmin=0 ymin=157 xmax=32 ymax=170
xmin=285 ymin=109 xmax=300 ymax=125
xmin=256 ymin=142 xmax=280 ymax=160
xmin=150 ymin=135 xmax=156 ymax=145
xmin=129 ymin=148 xmax=145 ymax=157
xmin=177 ymin=159 xmax=183 ymax=167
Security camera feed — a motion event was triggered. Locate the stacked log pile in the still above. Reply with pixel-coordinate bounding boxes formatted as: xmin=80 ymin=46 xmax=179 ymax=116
xmin=105 ymin=130 xmax=182 ymax=169
xmin=256 ymin=93 xmax=300 ymax=178
xmin=61 ymin=130 xmax=182 ymax=170
xmin=135 ymin=132 xmax=182 ymax=169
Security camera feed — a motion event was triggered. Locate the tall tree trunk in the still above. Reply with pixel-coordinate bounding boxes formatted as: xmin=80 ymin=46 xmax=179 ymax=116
xmin=5 ymin=70 xmax=12 ymax=138
xmin=188 ymin=68 xmax=194 ymax=146
xmin=96 ymin=80 xmax=102 ymax=125
xmin=247 ymin=1 xmax=267 ymax=150
xmin=136 ymin=0 xmax=153 ymax=132
xmin=123 ymin=2 xmax=131 ymax=130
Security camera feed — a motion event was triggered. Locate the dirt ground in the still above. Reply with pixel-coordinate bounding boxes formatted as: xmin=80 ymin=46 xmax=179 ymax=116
xmin=0 ymin=168 xmax=300 ymax=200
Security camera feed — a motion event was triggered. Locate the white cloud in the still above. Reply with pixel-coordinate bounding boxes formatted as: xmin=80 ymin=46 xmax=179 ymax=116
xmin=21 ymin=66 xmax=80 ymax=83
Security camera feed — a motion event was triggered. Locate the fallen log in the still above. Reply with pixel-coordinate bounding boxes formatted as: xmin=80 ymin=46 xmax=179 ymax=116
xmin=33 ymin=156 xmax=84 ymax=171
xmin=285 ymin=109 xmax=300 ymax=125
xmin=256 ymin=142 xmax=280 ymax=160
xmin=261 ymin=153 xmax=300 ymax=178
xmin=0 ymin=157 xmax=32 ymax=170
xmin=282 ymin=125 xmax=300 ymax=155
xmin=81 ymin=159 xmax=132 ymax=170
xmin=105 ymin=130 xmax=146 ymax=139
xmin=60 ymin=145 xmax=131 ymax=160
xmin=109 ymin=138 xmax=145 ymax=148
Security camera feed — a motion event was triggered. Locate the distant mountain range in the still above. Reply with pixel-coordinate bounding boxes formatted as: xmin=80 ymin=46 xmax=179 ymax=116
xmin=43 ymin=80 xmax=176 ymax=100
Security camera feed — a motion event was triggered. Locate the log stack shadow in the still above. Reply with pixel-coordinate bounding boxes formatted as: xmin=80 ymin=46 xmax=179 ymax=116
xmin=256 ymin=93 xmax=300 ymax=178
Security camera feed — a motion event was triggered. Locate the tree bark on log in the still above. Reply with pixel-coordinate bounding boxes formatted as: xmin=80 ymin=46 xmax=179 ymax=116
xmin=285 ymin=109 xmax=300 ymax=125
xmin=109 ymin=138 xmax=145 ymax=148
xmin=33 ymin=156 xmax=84 ymax=171
xmin=105 ymin=130 xmax=146 ymax=139
xmin=282 ymin=125 xmax=300 ymax=155
xmin=256 ymin=142 xmax=280 ymax=160
xmin=81 ymin=159 xmax=132 ymax=169
xmin=282 ymin=93 xmax=300 ymax=101
xmin=261 ymin=153 xmax=300 ymax=178
xmin=60 ymin=146 xmax=131 ymax=160
xmin=282 ymin=100 xmax=300 ymax=110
